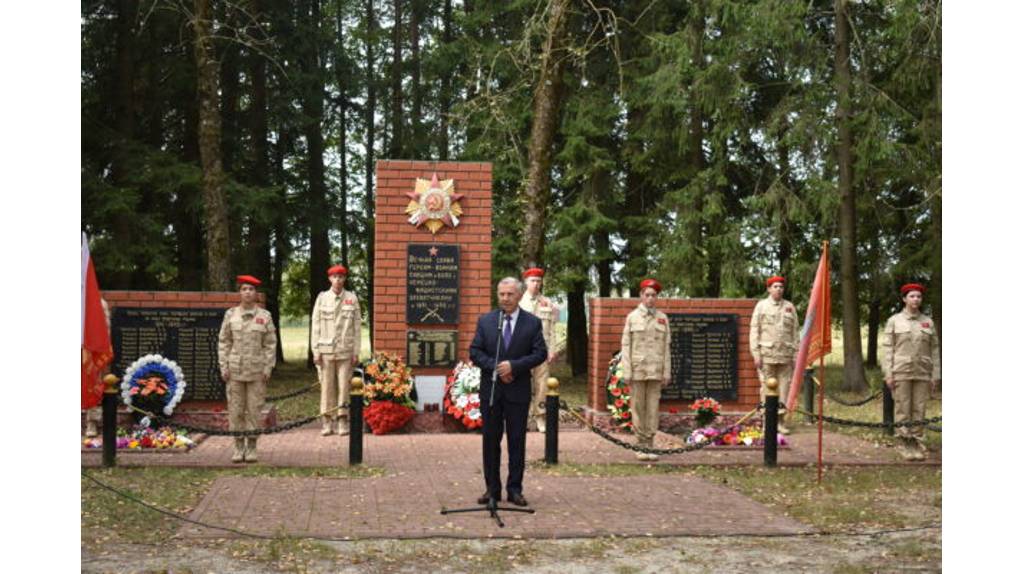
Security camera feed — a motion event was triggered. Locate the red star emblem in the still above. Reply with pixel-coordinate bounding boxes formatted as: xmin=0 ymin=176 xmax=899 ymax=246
xmin=429 ymin=246 xmax=438 ymax=257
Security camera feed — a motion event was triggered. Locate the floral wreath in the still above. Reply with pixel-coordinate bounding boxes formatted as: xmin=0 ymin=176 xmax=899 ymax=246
xmin=444 ymin=361 xmax=483 ymax=430
xmin=362 ymin=351 xmax=417 ymax=435
xmin=120 ymin=354 xmax=186 ymax=417
xmin=606 ymin=352 xmax=632 ymax=432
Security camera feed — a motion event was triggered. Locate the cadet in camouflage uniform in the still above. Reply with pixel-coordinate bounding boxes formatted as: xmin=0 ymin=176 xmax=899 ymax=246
xmin=620 ymin=279 xmax=672 ymax=461
xmin=218 ymin=275 xmax=277 ymax=463
xmin=882 ymin=283 xmax=941 ymax=461
xmin=749 ymin=276 xmax=800 ymax=434
xmin=519 ymin=267 xmax=558 ymax=433
xmin=311 ymin=264 xmax=362 ymax=436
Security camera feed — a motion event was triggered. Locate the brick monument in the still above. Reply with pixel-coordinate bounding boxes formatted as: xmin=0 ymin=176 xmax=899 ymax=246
xmin=585 ymin=297 xmax=761 ymax=428
xmin=372 ymin=160 xmax=493 ymax=421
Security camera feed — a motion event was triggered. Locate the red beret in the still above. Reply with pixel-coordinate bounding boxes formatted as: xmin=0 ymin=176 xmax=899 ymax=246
xmin=327 ymin=264 xmax=348 ymax=277
xmin=236 ymin=275 xmax=261 ymax=287
xmin=639 ymin=278 xmax=662 ymax=293
xmin=900 ymin=283 xmax=926 ymax=296
xmin=766 ymin=276 xmax=785 ymax=289
xmin=523 ymin=267 xmax=545 ymax=279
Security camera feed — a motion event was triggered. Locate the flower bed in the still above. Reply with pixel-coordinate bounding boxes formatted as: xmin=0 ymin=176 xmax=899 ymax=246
xmin=82 ymin=425 xmax=197 ymax=451
xmin=686 ymin=424 xmax=788 ymax=448
xmin=362 ymin=351 xmax=417 ymax=435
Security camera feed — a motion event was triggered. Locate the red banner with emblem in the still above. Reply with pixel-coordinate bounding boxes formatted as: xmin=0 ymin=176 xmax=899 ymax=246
xmin=785 ymin=243 xmax=832 ymax=411
xmin=82 ymin=233 xmax=113 ymax=409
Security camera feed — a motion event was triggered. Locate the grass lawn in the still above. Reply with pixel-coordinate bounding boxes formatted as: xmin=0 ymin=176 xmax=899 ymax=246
xmin=534 ymin=461 xmax=940 ymax=530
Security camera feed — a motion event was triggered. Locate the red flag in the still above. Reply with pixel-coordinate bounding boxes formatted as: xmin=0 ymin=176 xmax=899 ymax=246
xmin=785 ymin=243 xmax=832 ymax=411
xmin=82 ymin=233 xmax=113 ymax=409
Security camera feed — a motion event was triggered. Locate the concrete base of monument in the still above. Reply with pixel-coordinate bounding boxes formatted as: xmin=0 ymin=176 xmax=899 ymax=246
xmin=81 ymin=403 xmax=278 ymax=433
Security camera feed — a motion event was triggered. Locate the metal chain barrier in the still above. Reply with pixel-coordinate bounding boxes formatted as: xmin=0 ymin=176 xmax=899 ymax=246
xmin=266 ymin=382 xmax=319 ymax=402
xmin=125 ymin=403 xmax=348 ymax=437
xmin=926 ymin=424 xmax=942 ymax=432
xmin=790 ymin=407 xmax=941 ymax=428
xmin=558 ymin=400 xmax=763 ymax=456
xmin=824 ymin=389 xmax=883 ymax=407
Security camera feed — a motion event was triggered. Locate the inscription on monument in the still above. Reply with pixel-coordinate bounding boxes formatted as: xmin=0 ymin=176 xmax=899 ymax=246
xmin=112 ymin=307 xmax=226 ymax=401
xmin=407 ymin=330 xmax=458 ymax=368
xmin=662 ymin=313 xmax=739 ymax=401
xmin=406 ymin=244 xmax=460 ymax=324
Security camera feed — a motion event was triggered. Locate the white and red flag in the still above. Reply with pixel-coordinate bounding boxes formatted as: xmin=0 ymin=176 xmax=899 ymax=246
xmin=82 ymin=232 xmax=113 ymax=409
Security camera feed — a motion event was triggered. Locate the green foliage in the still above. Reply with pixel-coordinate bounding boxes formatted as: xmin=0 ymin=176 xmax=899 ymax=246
xmin=81 ymin=0 xmax=941 ymax=338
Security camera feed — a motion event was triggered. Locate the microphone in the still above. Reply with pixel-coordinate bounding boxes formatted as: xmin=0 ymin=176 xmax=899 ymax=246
xmin=490 ymin=311 xmax=502 ymax=407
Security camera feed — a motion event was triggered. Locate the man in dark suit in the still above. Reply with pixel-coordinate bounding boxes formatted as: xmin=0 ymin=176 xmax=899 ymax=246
xmin=469 ymin=277 xmax=548 ymax=507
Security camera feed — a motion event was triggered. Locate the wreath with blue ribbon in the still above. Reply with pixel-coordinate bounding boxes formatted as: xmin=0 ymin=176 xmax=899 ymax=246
xmin=120 ymin=354 xmax=187 ymax=418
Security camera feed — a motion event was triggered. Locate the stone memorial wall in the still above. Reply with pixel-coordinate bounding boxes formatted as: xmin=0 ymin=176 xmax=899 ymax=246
xmin=586 ymin=297 xmax=760 ymax=417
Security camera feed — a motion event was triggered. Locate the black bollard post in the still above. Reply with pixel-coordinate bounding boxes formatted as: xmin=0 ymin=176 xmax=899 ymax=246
xmin=545 ymin=377 xmax=559 ymax=465
xmin=349 ymin=376 xmax=364 ymax=465
xmin=882 ymin=382 xmax=895 ymax=436
xmin=102 ymin=374 xmax=119 ymax=468
xmin=803 ymin=368 xmax=816 ymax=422
xmin=763 ymin=377 xmax=779 ymax=467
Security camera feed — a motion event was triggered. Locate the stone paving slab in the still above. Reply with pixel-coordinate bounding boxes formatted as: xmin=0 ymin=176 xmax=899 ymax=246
xmin=82 ymin=424 xmax=940 ymax=469
xmin=178 ymin=474 xmax=812 ymax=540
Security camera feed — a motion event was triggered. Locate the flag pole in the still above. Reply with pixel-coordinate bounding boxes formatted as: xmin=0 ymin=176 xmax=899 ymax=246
xmin=817 ymin=240 xmax=828 ymax=484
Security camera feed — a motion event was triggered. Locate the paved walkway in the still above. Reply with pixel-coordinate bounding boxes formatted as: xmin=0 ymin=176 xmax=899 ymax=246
xmin=81 ymin=423 xmax=940 ymax=469
xmin=82 ymin=424 xmax=938 ymax=540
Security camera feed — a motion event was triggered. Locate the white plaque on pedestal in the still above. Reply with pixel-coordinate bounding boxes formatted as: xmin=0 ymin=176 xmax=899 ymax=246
xmin=414 ymin=375 xmax=446 ymax=411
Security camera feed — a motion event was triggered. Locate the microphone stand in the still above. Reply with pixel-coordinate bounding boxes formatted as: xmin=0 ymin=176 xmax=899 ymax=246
xmin=441 ymin=311 xmax=535 ymax=527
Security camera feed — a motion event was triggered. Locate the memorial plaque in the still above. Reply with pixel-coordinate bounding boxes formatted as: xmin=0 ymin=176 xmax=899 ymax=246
xmin=111 ymin=307 xmax=226 ymax=402
xmin=406 ymin=244 xmax=459 ymax=324
xmin=407 ymin=330 xmax=458 ymax=368
xmin=662 ymin=313 xmax=739 ymax=402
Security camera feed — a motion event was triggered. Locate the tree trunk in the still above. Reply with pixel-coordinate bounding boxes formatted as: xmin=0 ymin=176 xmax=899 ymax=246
xmin=520 ymin=0 xmax=571 ymax=267
xmin=302 ymin=0 xmax=330 ymax=369
xmin=193 ymin=0 xmax=232 ymax=291
xmin=686 ymin=0 xmax=707 ymax=296
xmin=177 ymin=43 xmax=204 ymax=291
xmin=335 ymin=0 xmax=350 ymax=267
xmin=439 ymin=0 xmax=452 ymax=160
xmin=835 ymin=0 xmax=867 ymax=392
xmin=249 ymin=0 xmax=275 ymax=358
xmin=219 ymin=4 xmax=243 ymax=273
xmin=388 ymin=0 xmax=404 ymax=158
xmin=273 ymin=128 xmax=294 ymax=363
xmin=109 ymin=0 xmax=138 ymax=289
xmin=409 ymin=0 xmax=423 ymax=158
xmin=364 ymin=0 xmax=377 ymax=346
xmin=589 ymin=168 xmax=612 ymax=297
xmin=622 ymin=103 xmax=649 ymax=297
xmin=777 ymin=124 xmax=794 ymax=280
xmin=566 ymin=281 xmax=588 ymax=377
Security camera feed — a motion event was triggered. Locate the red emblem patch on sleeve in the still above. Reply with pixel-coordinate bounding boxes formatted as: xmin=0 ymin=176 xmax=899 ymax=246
xmin=785 ymin=306 xmax=793 ymax=313
xmin=921 ymin=322 xmax=930 ymax=328
xmin=657 ymin=318 xmax=667 ymax=325
xmin=344 ymin=299 xmax=354 ymax=305
xmin=255 ymin=317 xmax=265 ymax=325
